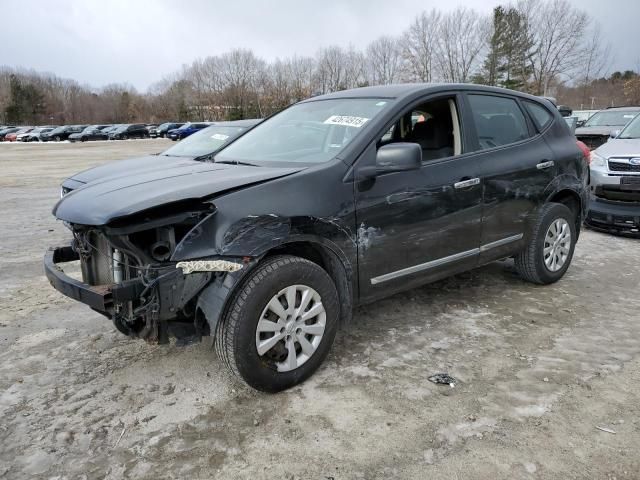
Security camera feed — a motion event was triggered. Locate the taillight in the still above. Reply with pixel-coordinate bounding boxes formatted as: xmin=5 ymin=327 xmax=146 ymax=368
xmin=576 ymin=140 xmax=591 ymax=165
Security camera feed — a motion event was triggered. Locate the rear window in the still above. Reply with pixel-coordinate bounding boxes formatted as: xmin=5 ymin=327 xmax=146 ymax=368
xmin=524 ymin=101 xmax=553 ymax=130
xmin=468 ymin=94 xmax=530 ymax=150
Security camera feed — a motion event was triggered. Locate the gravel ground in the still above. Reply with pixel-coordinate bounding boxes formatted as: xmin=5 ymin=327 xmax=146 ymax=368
xmin=1 ymin=140 xmax=639 ymax=480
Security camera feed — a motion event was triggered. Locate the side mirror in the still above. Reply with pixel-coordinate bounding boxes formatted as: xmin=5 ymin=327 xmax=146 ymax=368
xmin=610 ymin=129 xmax=621 ymax=139
xmin=357 ymin=143 xmax=422 ymax=180
xmin=376 ymin=142 xmax=422 ymax=172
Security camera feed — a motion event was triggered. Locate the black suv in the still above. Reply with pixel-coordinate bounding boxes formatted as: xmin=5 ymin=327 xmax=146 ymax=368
xmin=150 ymin=122 xmax=185 ymax=138
xmin=41 ymin=125 xmax=88 ymax=142
xmin=45 ymin=84 xmax=588 ymax=392
xmin=108 ymin=124 xmax=149 ymax=140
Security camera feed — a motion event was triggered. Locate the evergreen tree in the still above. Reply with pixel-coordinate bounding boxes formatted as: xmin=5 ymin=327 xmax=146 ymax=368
xmin=4 ymin=74 xmax=45 ymax=124
xmin=478 ymin=6 xmax=535 ymax=91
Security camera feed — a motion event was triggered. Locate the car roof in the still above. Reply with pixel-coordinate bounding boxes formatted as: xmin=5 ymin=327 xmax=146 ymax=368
xmin=602 ymin=106 xmax=640 ymax=111
xmin=301 ymin=83 xmax=547 ymax=103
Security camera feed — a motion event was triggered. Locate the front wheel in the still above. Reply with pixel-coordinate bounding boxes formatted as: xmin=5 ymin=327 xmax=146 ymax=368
xmin=515 ymin=203 xmax=577 ymax=285
xmin=215 ymin=255 xmax=339 ymax=392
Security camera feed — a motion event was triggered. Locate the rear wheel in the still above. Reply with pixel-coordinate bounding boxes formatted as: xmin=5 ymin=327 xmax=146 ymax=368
xmin=54 ymin=135 xmax=61 ymax=142
xmin=515 ymin=203 xmax=576 ymax=284
xmin=215 ymin=255 xmax=339 ymax=392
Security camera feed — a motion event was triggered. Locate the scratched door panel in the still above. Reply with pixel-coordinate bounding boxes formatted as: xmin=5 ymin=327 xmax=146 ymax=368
xmin=355 ymin=155 xmax=482 ymax=302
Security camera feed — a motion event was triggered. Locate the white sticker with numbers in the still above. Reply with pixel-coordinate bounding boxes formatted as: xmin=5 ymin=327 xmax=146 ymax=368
xmin=323 ymin=115 xmax=369 ymax=128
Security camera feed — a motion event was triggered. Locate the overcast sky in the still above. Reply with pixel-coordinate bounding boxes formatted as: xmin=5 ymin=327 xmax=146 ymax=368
xmin=1 ymin=0 xmax=638 ymax=91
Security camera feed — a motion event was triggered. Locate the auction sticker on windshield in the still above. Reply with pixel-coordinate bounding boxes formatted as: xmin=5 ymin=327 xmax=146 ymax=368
xmin=211 ymin=133 xmax=230 ymax=140
xmin=324 ymin=115 xmax=369 ymax=128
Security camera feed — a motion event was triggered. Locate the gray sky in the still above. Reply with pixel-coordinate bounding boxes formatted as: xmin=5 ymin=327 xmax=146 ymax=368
xmin=1 ymin=0 xmax=638 ymax=91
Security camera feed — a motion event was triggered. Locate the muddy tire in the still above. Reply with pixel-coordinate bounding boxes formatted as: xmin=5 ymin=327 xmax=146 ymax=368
xmin=515 ymin=203 xmax=576 ymax=285
xmin=215 ymin=255 xmax=339 ymax=392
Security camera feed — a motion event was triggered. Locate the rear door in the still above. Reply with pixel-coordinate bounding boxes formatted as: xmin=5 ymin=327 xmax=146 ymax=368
xmin=463 ymin=93 xmax=556 ymax=263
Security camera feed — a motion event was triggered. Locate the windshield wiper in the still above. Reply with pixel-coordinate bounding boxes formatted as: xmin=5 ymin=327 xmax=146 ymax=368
xmin=215 ymin=160 xmax=259 ymax=167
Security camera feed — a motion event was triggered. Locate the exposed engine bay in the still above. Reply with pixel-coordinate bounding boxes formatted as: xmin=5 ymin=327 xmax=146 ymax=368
xmin=65 ymin=215 xmax=243 ymax=345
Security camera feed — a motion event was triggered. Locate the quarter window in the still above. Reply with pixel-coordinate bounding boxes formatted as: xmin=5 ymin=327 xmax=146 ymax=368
xmin=468 ymin=94 xmax=530 ymax=150
xmin=524 ymin=101 xmax=553 ymax=130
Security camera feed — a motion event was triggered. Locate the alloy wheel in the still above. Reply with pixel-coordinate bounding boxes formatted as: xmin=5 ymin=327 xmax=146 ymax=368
xmin=255 ymin=284 xmax=326 ymax=372
xmin=543 ymin=218 xmax=571 ymax=272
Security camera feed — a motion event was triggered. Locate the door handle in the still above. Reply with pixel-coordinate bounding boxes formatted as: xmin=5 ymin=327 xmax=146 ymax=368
xmin=536 ymin=160 xmax=554 ymax=170
xmin=454 ymin=178 xmax=480 ymax=189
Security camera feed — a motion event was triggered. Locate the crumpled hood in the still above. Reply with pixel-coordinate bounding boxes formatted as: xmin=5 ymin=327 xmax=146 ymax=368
xmin=575 ymin=126 xmax=617 ymax=136
xmin=54 ymin=160 xmax=303 ymax=226
xmin=65 ymin=154 xmax=196 ymax=185
xmin=594 ymin=138 xmax=640 ymax=158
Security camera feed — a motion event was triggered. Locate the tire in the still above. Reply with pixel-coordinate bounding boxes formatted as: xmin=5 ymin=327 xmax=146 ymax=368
xmin=122 ymin=134 xmax=128 ymax=140
xmin=514 ymin=203 xmax=577 ymax=285
xmin=54 ymin=136 xmax=61 ymax=142
xmin=81 ymin=136 xmax=87 ymax=142
xmin=215 ymin=255 xmax=339 ymax=392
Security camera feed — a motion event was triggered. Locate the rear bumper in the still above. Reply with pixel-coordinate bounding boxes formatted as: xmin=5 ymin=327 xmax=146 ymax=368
xmin=44 ymin=245 xmax=114 ymax=312
xmin=585 ymin=199 xmax=640 ymax=237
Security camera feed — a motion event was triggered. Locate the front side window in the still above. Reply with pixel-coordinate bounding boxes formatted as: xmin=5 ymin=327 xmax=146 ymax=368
xmin=216 ymin=98 xmax=392 ymax=165
xmin=377 ymin=97 xmax=461 ymax=161
xmin=468 ymin=94 xmax=530 ymax=150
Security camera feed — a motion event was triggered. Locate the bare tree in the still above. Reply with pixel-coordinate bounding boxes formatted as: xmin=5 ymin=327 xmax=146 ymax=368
xmin=314 ymin=45 xmax=365 ymax=93
xmin=401 ymin=9 xmax=442 ymax=82
xmin=523 ymin=0 xmax=589 ymax=95
xmin=577 ymin=23 xmax=612 ymax=106
xmin=435 ymin=7 xmax=489 ymax=83
xmin=366 ymin=36 xmax=403 ymax=85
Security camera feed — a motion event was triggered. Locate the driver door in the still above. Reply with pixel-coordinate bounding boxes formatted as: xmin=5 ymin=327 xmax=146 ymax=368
xmin=355 ymin=94 xmax=483 ymax=302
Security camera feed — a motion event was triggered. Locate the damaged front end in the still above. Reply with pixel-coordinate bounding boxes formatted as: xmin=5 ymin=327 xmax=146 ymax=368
xmin=45 ymin=201 xmax=245 ymax=345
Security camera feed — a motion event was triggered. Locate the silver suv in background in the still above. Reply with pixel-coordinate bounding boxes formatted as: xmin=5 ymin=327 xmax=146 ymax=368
xmin=575 ymin=106 xmax=640 ymax=150
xmin=586 ymin=113 xmax=640 ymax=236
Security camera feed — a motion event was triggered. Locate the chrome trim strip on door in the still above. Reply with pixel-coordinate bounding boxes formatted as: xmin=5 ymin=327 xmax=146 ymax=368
xmin=369 ymin=233 xmax=524 ymax=285
xmin=478 ymin=233 xmax=523 ymax=252
xmin=370 ymin=248 xmax=479 ymax=285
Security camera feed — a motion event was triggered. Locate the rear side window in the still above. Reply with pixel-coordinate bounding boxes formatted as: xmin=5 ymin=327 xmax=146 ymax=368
xmin=468 ymin=94 xmax=530 ymax=150
xmin=523 ymin=101 xmax=553 ymax=130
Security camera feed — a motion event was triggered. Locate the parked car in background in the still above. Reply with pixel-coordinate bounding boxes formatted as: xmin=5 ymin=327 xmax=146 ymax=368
xmin=575 ymin=107 xmax=640 ymax=150
xmin=586 ymin=112 xmax=640 ymax=236
xmin=23 ymin=127 xmax=56 ymax=142
xmin=0 ymin=126 xmax=21 ymax=141
xmin=167 ymin=122 xmax=210 ymax=141
xmin=5 ymin=127 xmax=34 ymax=142
xmin=573 ymin=110 xmax=598 ymax=127
xmin=150 ymin=122 xmax=185 ymax=138
xmin=41 ymin=125 xmax=88 ymax=142
xmin=69 ymin=125 xmax=112 ymax=142
xmin=58 ymin=119 xmax=261 ymax=193
xmin=47 ymin=84 xmax=588 ymax=392
xmin=108 ymin=124 xmax=149 ymax=140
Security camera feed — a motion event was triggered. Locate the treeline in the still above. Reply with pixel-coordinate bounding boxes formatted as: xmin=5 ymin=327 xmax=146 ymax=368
xmin=1 ymin=0 xmax=637 ymax=125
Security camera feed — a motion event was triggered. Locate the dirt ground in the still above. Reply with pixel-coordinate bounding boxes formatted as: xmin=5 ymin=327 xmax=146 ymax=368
xmin=1 ymin=140 xmax=639 ymax=480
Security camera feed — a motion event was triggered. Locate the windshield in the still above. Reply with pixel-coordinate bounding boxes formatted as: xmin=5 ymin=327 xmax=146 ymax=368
xmin=114 ymin=125 xmax=129 ymax=133
xmin=49 ymin=126 xmax=66 ymax=134
xmin=177 ymin=123 xmax=192 ymax=130
xmin=618 ymin=114 xmax=640 ymax=139
xmin=162 ymin=125 xmax=246 ymax=157
xmin=584 ymin=110 xmax=639 ymax=127
xmin=216 ymin=98 xmax=391 ymax=165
